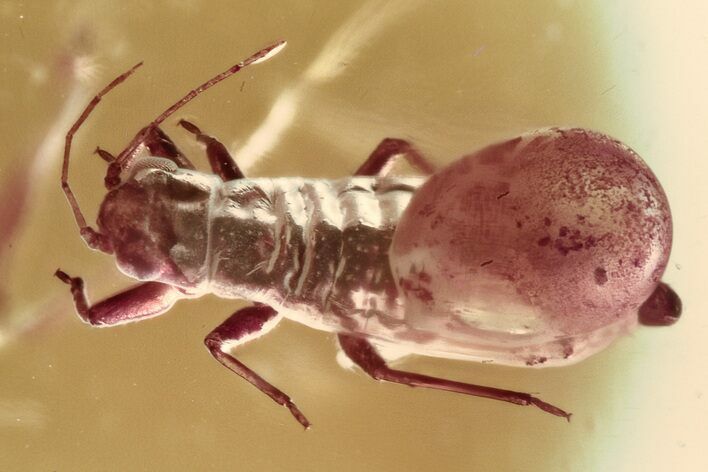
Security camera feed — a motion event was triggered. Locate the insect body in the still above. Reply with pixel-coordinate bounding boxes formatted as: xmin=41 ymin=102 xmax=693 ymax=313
xmin=56 ymin=41 xmax=681 ymax=428
xmin=102 ymin=166 xmax=424 ymax=334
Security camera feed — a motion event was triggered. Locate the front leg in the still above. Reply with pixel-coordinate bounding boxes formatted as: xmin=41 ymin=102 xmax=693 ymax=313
xmin=55 ymin=269 xmax=182 ymax=326
xmin=338 ymin=334 xmax=571 ymax=421
xmin=204 ymin=304 xmax=311 ymax=429
xmin=178 ymin=119 xmax=245 ymax=181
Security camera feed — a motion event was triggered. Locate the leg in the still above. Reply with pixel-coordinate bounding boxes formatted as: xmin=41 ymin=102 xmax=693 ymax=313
xmin=205 ymin=305 xmax=310 ymax=429
xmin=178 ymin=119 xmax=245 ymax=181
xmin=355 ymin=138 xmax=436 ymax=177
xmin=338 ymin=334 xmax=571 ymax=421
xmin=55 ymin=269 xmax=182 ymax=326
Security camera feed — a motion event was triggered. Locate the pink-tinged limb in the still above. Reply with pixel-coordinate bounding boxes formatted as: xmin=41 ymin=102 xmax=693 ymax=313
xmin=355 ymin=138 xmax=436 ymax=177
xmin=178 ymin=119 xmax=245 ymax=181
xmin=204 ymin=304 xmax=311 ymax=429
xmin=338 ymin=334 xmax=571 ymax=421
xmin=54 ymin=269 xmax=181 ymax=326
xmin=638 ymin=282 xmax=682 ymax=327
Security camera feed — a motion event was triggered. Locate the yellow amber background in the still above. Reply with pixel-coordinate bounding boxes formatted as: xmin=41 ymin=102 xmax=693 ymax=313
xmin=0 ymin=1 xmax=704 ymax=471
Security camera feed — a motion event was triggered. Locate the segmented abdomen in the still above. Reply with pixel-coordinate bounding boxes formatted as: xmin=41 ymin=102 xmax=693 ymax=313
xmin=207 ymin=176 xmax=424 ymax=332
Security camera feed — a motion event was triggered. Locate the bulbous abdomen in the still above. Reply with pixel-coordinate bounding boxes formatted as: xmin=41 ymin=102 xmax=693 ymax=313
xmin=390 ymin=128 xmax=673 ymax=365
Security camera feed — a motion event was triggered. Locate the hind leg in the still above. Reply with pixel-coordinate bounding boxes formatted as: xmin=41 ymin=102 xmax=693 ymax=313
xmin=338 ymin=333 xmax=571 ymax=420
xmin=356 ymin=138 xmax=436 ymax=176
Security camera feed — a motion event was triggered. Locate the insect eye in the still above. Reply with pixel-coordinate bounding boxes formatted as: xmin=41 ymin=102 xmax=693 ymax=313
xmin=127 ymin=157 xmax=179 ymax=180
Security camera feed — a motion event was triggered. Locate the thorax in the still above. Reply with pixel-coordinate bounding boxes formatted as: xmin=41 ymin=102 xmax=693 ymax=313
xmin=207 ymin=175 xmax=424 ymax=333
